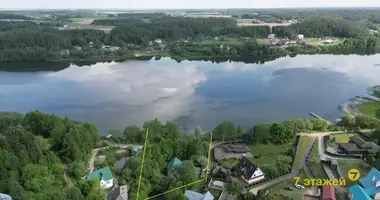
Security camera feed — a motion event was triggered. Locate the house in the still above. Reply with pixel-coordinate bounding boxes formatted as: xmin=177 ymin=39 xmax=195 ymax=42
xmin=167 ymin=157 xmax=182 ymax=171
xmin=107 ymin=185 xmax=128 ymax=200
xmin=0 ymin=193 xmax=12 ymax=200
xmin=322 ymin=185 xmax=336 ymax=200
xmin=132 ymin=146 xmax=139 ymax=154
xmin=211 ymin=180 xmax=225 ymax=189
xmin=323 ymin=39 xmax=335 ymax=44
xmin=184 ymin=190 xmax=214 ymax=200
xmin=349 ymin=184 xmax=372 ymax=200
xmin=337 ymin=143 xmax=363 ymax=155
xmin=167 ymin=157 xmax=202 ymax=175
xmin=85 ymin=167 xmax=113 ymax=189
xmin=235 ymin=156 xmax=265 ymax=184
xmin=297 ymin=34 xmax=304 ymax=40
xmin=155 ymin=39 xmax=162 ymax=44
xmin=358 ymin=168 xmax=380 ymax=199
xmin=268 ymin=34 xmax=275 ymax=40
xmin=349 ymin=136 xmax=380 ymax=154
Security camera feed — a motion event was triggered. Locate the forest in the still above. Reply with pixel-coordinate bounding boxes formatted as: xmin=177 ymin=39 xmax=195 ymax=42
xmin=0 ymin=111 xmax=101 ymax=200
xmin=0 ymin=12 xmax=380 ymax=62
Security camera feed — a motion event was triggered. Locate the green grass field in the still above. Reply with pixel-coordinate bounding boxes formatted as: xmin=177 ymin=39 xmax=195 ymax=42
xmin=309 ymin=140 xmax=327 ymax=178
xmin=304 ymin=37 xmax=344 ymax=45
xmin=338 ymin=160 xmax=370 ymax=186
xmin=355 ymin=101 xmax=380 ymax=117
xmin=326 ymin=134 xmax=357 ymax=147
xmin=248 ymin=143 xmax=293 ymax=168
xmin=219 ymin=158 xmax=239 ymax=168
xmin=293 ymin=137 xmax=312 ymax=170
xmin=197 ymin=37 xmax=245 ymax=45
xmin=208 ymin=188 xmax=222 ymax=199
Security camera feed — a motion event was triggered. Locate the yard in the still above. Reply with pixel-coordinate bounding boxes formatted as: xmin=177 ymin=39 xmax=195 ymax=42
xmin=309 ymin=140 xmax=327 ymax=179
xmin=269 ymin=171 xmax=309 ymax=200
xmin=219 ymin=158 xmax=239 ymax=168
xmin=304 ymin=37 xmax=344 ymax=45
xmin=293 ymin=136 xmax=312 ymax=170
xmin=338 ymin=159 xmax=371 ymax=186
xmin=326 ymin=133 xmax=357 ymax=147
xmin=248 ymin=143 xmax=294 ymax=168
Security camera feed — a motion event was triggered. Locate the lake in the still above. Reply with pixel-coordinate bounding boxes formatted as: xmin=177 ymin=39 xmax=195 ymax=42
xmin=1 ymin=55 xmax=380 ymax=134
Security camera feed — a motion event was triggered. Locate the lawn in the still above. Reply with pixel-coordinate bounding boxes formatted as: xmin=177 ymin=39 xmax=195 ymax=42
xmin=326 ymin=134 xmax=357 ymax=147
xmin=304 ymin=37 xmax=344 ymax=45
xmin=355 ymin=101 xmax=380 ymax=117
xmin=338 ymin=159 xmax=371 ymax=186
xmin=248 ymin=143 xmax=294 ymax=168
xmin=219 ymin=158 xmax=239 ymax=168
xmin=293 ymin=137 xmax=312 ymax=170
xmin=309 ymin=140 xmax=327 ymax=179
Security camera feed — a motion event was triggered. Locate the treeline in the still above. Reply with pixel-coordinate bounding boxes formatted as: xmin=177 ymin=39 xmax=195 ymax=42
xmin=0 ymin=111 xmax=102 ymax=200
xmin=0 ymin=13 xmax=30 ymax=19
xmin=273 ymin=16 xmax=368 ymax=38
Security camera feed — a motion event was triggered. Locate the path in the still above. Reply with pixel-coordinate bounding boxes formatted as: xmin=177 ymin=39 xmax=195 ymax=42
xmin=62 ymin=163 xmax=73 ymax=187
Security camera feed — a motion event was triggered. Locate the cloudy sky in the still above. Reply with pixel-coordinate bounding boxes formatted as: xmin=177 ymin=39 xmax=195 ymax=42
xmin=2 ymin=0 xmax=380 ymax=9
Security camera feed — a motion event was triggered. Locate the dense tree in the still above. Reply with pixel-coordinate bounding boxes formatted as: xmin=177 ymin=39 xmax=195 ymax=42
xmin=213 ymin=120 xmax=237 ymax=141
xmin=227 ymin=182 xmax=242 ymax=195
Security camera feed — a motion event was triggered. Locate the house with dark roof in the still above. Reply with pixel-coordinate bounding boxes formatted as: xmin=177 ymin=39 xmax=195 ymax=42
xmin=184 ymin=190 xmax=214 ymax=200
xmin=107 ymin=185 xmax=128 ymax=200
xmin=349 ymin=136 xmax=380 ymax=154
xmin=85 ymin=167 xmax=113 ymax=189
xmin=235 ymin=157 xmax=265 ymax=184
xmin=322 ymin=185 xmax=336 ymax=200
xmin=337 ymin=143 xmax=363 ymax=155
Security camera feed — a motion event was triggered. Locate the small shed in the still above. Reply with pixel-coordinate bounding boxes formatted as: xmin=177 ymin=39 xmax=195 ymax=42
xmin=322 ymin=185 xmax=336 ymax=200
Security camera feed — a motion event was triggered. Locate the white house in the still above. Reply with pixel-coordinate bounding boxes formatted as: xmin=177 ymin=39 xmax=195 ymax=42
xmin=268 ymin=34 xmax=275 ymax=40
xmin=236 ymin=157 xmax=265 ymax=184
xmin=154 ymin=39 xmax=162 ymax=44
xmin=85 ymin=167 xmax=114 ymax=189
xmin=297 ymin=34 xmax=304 ymax=40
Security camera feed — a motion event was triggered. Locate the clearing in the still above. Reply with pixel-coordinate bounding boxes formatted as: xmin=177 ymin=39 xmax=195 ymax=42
xmin=304 ymin=37 xmax=344 ymax=45
xmin=248 ymin=143 xmax=293 ymax=168
xmin=354 ymin=101 xmax=380 ymax=117
xmin=326 ymin=133 xmax=357 ymax=147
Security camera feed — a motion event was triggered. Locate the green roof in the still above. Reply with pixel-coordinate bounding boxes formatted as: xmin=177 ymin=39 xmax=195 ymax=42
xmin=132 ymin=146 xmax=139 ymax=153
xmin=86 ymin=167 xmax=113 ymax=181
xmin=167 ymin=157 xmax=182 ymax=170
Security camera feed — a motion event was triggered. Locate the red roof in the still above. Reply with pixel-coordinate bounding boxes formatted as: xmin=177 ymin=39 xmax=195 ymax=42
xmin=322 ymin=185 xmax=336 ymax=200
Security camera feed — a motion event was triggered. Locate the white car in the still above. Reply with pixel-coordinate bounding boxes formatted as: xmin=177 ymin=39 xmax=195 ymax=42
xmin=295 ymin=184 xmax=305 ymax=189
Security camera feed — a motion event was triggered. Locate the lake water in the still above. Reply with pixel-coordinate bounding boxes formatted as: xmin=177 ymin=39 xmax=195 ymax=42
xmin=1 ymin=55 xmax=380 ymax=134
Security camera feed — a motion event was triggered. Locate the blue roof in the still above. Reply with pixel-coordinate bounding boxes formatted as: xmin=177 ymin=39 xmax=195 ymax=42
xmin=132 ymin=146 xmax=139 ymax=153
xmin=195 ymin=167 xmax=201 ymax=174
xmin=359 ymin=167 xmax=380 ymax=189
xmin=349 ymin=184 xmax=372 ymax=200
